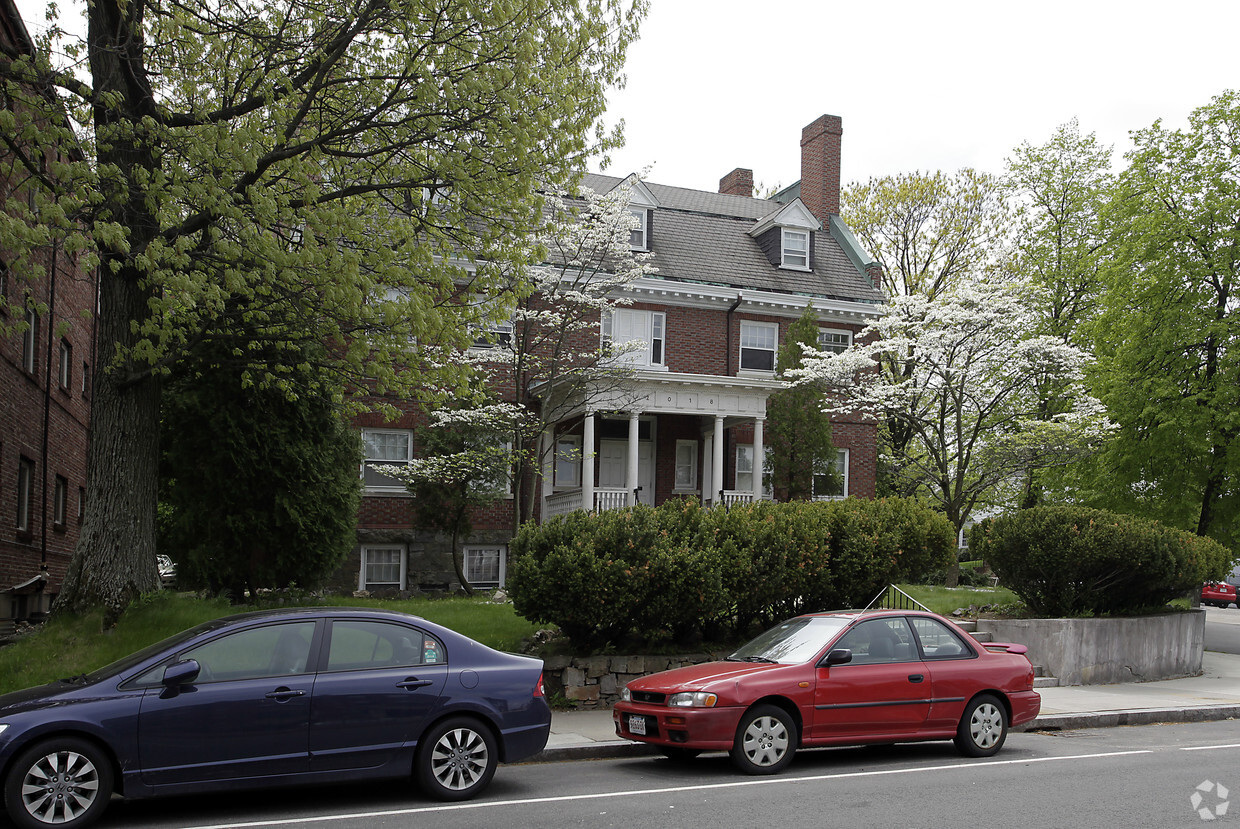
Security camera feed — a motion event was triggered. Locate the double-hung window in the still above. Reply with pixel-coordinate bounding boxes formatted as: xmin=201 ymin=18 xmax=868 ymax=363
xmin=629 ymin=207 xmax=649 ymax=250
xmin=58 ymin=340 xmax=72 ymax=391
xmin=739 ymin=321 xmax=777 ymax=372
xmin=16 ymin=456 xmax=34 ymax=532
xmin=53 ymin=475 xmax=68 ymax=528
xmin=603 ymin=309 xmax=666 ymax=368
xmin=818 ymin=329 xmax=851 ymax=354
xmin=464 ymin=545 xmax=506 ymax=587
xmin=674 ymin=440 xmax=698 ymax=491
xmin=735 ymin=445 xmax=773 ymax=497
xmin=812 ymin=449 xmax=849 ymax=500
xmin=360 ymin=546 xmax=405 ymax=591
xmin=554 ymin=435 xmax=581 ymax=487
xmin=361 ymin=429 xmax=413 ymax=491
xmin=781 ymin=229 xmax=809 ymax=269
xmin=21 ymin=308 xmax=36 ymax=374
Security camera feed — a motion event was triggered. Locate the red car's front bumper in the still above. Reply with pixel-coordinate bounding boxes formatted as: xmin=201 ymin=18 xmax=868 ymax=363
xmin=613 ymin=702 xmax=744 ymax=751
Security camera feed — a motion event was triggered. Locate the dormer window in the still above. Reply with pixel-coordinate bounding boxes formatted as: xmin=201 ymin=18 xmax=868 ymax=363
xmin=629 ymin=207 xmax=649 ymax=251
xmin=782 ymin=229 xmax=809 ymax=270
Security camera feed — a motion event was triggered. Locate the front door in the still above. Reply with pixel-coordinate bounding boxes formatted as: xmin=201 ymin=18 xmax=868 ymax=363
xmin=598 ymin=440 xmax=654 ymax=505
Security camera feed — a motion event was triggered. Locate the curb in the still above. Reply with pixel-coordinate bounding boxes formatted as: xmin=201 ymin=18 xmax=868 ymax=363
xmin=1024 ymin=704 xmax=1240 ymax=732
xmin=528 ymin=705 xmax=1240 ymax=763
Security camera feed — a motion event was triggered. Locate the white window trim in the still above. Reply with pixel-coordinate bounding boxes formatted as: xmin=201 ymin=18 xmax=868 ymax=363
xmin=602 ymin=308 xmax=667 ymax=370
xmin=674 ymin=440 xmax=698 ymax=492
xmin=812 ymin=448 xmax=850 ymax=501
xmin=463 ymin=544 xmax=507 ymax=587
xmin=817 ymin=328 xmax=852 ymax=354
xmin=735 ymin=444 xmax=773 ymax=497
xmin=555 ymin=434 xmax=581 ymax=487
xmin=629 ymin=207 xmax=649 ymax=251
xmin=359 ymin=545 xmax=407 ymax=591
xmin=361 ymin=428 xmax=414 ymax=493
xmin=781 ymin=228 xmax=810 ymax=271
xmin=739 ymin=320 xmax=778 ymax=375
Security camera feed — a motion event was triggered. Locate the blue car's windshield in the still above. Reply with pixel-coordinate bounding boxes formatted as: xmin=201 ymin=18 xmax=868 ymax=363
xmin=728 ymin=616 xmax=851 ymax=665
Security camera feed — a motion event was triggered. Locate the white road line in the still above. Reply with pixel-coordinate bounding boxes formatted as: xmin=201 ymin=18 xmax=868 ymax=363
xmin=179 ymin=750 xmax=1153 ymax=829
xmin=1180 ymin=743 xmax=1240 ymax=751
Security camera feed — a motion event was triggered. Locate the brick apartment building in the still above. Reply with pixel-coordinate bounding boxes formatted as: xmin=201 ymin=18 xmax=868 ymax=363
xmin=0 ymin=0 xmax=97 ymax=626
xmin=348 ymin=114 xmax=885 ymax=595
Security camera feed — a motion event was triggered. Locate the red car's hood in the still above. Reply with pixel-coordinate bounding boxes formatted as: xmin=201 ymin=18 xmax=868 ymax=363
xmin=627 ymin=660 xmax=783 ymax=692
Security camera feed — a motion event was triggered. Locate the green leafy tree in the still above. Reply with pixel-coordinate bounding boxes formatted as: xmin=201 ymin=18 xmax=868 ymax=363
xmin=766 ymin=305 xmax=836 ymax=501
xmin=1078 ymin=90 xmax=1240 ymax=547
xmin=0 ymin=0 xmax=646 ymax=618
xmin=158 ymin=343 xmax=362 ymax=600
xmin=1002 ymin=120 xmax=1115 ymax=506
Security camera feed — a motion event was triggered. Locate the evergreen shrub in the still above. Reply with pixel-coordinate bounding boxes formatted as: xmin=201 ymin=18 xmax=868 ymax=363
xmin=507 ymin=496 xmax=954 ymax=649
xmin=972 ymin=505 xmax=1233 ymax=616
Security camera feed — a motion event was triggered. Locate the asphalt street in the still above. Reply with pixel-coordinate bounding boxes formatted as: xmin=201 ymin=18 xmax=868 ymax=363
xmin=79 ymin=719 xmax=1240 ymax=829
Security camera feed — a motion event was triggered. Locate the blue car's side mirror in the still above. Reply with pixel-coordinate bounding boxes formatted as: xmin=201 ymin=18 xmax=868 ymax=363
xmin=163 ymin=659 xmax=201 ymax=687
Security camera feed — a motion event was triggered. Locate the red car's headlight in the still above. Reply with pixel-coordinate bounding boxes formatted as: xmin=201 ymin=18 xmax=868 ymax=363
xmin=668 ymin=692 xmax=718 ymax=708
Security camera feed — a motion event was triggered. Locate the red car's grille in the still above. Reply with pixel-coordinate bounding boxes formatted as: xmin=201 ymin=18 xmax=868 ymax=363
xmin=632 ymin=690 xmax=667 ymax=705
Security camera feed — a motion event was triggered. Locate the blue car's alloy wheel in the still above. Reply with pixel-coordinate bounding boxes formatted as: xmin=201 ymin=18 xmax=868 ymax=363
xmin=416 ymin=717 xmax=497 ymax=801
xmin=4 ymin=738 xmax=113 ymax=829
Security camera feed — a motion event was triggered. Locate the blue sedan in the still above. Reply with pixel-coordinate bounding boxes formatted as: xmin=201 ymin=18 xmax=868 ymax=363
xmin=0 ymin=607 xmax=550 ymax=828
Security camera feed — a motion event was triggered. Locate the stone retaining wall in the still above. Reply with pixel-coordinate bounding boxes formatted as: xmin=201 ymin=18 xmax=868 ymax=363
xmin=542 ymin=652 xmax=726 ymax=707
xmin=976 ymin=610 xmax=1205 ymax=686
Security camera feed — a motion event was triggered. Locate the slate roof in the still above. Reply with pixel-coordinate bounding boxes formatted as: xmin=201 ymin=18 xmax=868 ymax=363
xmin=582 ymin=173 xmax=883 ymax=305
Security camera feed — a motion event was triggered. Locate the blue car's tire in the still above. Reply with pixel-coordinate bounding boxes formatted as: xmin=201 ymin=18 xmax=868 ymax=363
xmin=4 ymin=737 xmax=113 ymax=829
xmin=416 ymin=717 xmax=498 ymax=801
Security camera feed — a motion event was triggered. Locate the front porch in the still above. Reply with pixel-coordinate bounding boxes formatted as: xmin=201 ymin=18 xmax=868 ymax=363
xmin=538 ymin=371 xmax=783 ymax=521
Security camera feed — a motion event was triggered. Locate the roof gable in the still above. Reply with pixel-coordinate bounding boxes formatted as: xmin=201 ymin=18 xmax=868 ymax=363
xmin=747 ymin=199 xmax=822 ymax=238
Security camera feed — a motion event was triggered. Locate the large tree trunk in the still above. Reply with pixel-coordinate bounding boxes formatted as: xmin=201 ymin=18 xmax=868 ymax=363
xmin=55 ymin=0 xmax=162 ymax=622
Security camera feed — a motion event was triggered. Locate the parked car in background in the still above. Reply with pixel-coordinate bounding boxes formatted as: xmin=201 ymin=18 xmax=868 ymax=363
xmin=156 ymin=554 xmax=176 ymax=588
xmin=1201 ymin=581 xmax=1239 ymax=608
xmin=0 ymin=608 xmax=549 ymax=828
xmin=614 ymin=609 xmax=1040 ymax=774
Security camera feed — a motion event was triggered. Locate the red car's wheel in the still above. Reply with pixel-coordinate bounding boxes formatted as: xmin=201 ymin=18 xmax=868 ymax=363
xmin=729 ymin=705 xmax=797 ymax=774
xmin=954 ymin=694 xmax=1008 ymax=757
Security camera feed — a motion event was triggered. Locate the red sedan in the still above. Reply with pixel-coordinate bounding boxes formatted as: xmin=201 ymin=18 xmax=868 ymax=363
xmin=1202 ymin=582 xmax=1238 ymax=608
xmin=613 ymin=610 xmax=1040 ymax=774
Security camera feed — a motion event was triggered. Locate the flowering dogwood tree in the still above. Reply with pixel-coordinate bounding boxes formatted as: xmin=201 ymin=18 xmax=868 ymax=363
xmin=381 ymin=179 xmax=656 ymax=548
xmin=794 ymin=280 xmax=1113 ymax=579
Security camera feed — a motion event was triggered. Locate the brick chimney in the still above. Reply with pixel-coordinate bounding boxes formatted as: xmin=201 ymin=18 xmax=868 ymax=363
xmin=719 ymin=167 xmax=754 ymax=197
xmin=800 ymin=114 xmax=842 ymax=221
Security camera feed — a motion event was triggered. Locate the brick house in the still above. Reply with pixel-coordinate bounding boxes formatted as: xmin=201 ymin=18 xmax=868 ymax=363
xmin=0 ymin=0 xmax=97 ymax=625
xmin=347 ymin=114 xmax=884 ymax=595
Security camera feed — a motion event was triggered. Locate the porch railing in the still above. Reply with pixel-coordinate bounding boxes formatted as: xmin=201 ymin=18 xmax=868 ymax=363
xmin=593 ymin=488 xmax=630 ymax=512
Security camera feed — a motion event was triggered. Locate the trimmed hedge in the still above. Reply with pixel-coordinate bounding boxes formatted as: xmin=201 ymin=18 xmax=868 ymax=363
xmin=972 ymin=506 xmax=1233 ymax=617
xmin=507 ymin=497 xmax=954 ymax=649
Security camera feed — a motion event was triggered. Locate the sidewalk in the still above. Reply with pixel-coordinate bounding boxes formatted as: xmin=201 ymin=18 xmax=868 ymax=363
xmin=533 ymin=649 xmax=1240 ymax=763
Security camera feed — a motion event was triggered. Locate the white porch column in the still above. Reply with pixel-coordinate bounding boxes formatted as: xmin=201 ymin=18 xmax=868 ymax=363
xmin=627 ymin=411 xmax=640 ymax=505
xmin=582 ymin=412 xmax=596 ymax=512
xmin=701 ymin=430 xmax=714 ymax=507
xmin=712 ymin=414 xmax=725 ymax=505
xmin=752 ymin=416 xmax=765 ymax=501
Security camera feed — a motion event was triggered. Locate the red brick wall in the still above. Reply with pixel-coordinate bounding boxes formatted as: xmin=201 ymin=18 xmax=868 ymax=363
xmin=800 ymin=114 xmax=843 ymax=221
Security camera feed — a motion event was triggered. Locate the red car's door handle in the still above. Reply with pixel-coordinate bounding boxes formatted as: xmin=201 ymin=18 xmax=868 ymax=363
xmin=908 ymin=674 xmax=924 ymax=683
xmin=265 ymin=688 xmax=306 ymax=701
xmin=397 ymin=678 xmax=434 ymax=690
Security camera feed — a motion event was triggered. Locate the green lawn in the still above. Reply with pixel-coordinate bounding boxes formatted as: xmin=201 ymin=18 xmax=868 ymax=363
xmin=0 ymin=592 xmax=541 ymax=697
xmin=899 ymin=584 xmax=1019 ymax=615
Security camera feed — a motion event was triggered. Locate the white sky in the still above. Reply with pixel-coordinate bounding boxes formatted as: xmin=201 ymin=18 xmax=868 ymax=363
xmin=13 ymin=0 xmax=1240 ymax=192
xmin=595 ymin=0 xmax=1240 ymax=192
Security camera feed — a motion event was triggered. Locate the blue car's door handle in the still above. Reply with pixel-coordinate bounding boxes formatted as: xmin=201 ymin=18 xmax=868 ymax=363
xmin=265 ymin=688 xmax=306 ymax=701
xmin=397 ymin=678 xmax=434 ymax=690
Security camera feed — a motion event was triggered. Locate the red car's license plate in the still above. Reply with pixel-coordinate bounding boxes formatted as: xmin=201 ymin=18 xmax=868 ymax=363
xmin=628 ymin=715 xmax=647 ymax=736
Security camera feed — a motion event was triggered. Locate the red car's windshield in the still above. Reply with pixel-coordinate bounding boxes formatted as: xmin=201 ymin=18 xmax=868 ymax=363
xmin=728 ymin=616 xmax=851 ymax=665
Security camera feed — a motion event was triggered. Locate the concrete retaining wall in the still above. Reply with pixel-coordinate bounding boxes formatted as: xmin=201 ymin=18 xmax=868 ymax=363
xmin=976 ymin=610 xmax=1205 ymax=686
